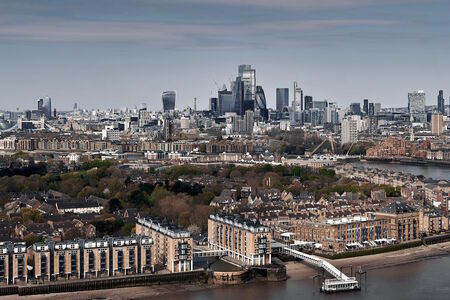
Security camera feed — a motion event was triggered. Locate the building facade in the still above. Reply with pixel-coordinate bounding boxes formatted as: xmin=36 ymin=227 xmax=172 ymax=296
xmin=294 ymin=215 xmax=388 ymax=253
xmin=136 ymin=217 xmax=193 ymax=273
xmin=208 ymin=214 xmax=271 ymax=266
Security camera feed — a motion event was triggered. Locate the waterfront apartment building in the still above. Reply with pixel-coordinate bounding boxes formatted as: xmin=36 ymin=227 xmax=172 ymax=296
xmin=136 ymin=217 xmax=193 ymax=273
xmin=30 ymin=236 xmax=153 ymax=282
xmin=208 ymin=214 xmax=271 ymax=266
xmin=375 ymin=202 xmax=419 ymax=242
xmin=294 ymin=215 xmax=388 ymax=253
xmin=0 ymin=242 xmax=27 ymax=284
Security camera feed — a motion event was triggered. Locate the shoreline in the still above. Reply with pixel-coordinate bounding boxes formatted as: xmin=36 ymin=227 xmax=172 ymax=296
xmin=6 ymin=241 xmax=450 ymax=299
xmin=286 ymin=240 xmax=450 ymax=281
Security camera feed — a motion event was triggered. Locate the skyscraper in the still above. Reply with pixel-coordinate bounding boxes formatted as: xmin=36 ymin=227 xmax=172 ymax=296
xmin=232 ymin=65 xmax=256 ymax=116
xmin=276 ymin=88 xmax=289 ymax=112
xmin=349 ymin=103 xmax=362 ymax=116
xmin=304 ymin=96 xmax=313 ymax=111
xmin=218 ymin=88 xmax=234 ymax=115
xmin=209 ymin=97 xmax=218 ymax=113
xmin=437 ymin=90 xmax=445 ymax=115
xmin=368 ymin=102 xmax=375 ymax=116
xmin=293 ymin=81 xmax=303 ymax=111
xmin=162 ymin=91 xmax=176 ymax=112
xmin=341 ymin=115 xmax=360 ymax=144
xmin=37 ymin=96 xmax=52 ymax=119
xmin=408 ymin=91 xmax=426 ymax=122
xmin=255 ymin=86 xmax=268 ymax=121
xmin=363 ymin=99 xmax=369 ymax=116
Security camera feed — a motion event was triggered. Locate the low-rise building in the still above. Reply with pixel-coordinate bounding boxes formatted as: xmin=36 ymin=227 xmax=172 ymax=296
xmin=375 ymin=202 xmax=419 ymax=242
xmin=294 ymin=215 xmax=388 ymax=253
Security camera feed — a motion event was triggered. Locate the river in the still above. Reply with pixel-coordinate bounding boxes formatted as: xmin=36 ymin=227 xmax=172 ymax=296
xmin=352 ymin=161 xmax=450 ymax=180
xmin=152 ymin=256 xmax=450 ymax=300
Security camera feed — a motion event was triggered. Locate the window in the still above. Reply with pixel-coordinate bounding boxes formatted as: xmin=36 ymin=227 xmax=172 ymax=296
xmin=59 ymin=254 xmax=65 ymax=274
xmin=41 ymin=255 xmax=47 ymax=276
xmin=117 ymin=250 xmax=123 ymax=270
xmin=88 ymin=251 xmax=95 ymax=271
xmin=100 ymin=251 xmax=107 ymax=271
xmin=71 ymin=253 xmax=77 ymax=274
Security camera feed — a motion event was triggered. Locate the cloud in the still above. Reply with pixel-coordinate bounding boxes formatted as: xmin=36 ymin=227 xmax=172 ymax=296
xmin=0 ymin=18 xmax=395 ymax=47
xmin=154 ymin=0 xmax=434 ymax=10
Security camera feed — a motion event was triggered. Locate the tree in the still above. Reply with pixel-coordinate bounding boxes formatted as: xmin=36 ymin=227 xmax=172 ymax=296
xmin=121 ymin=223 xmax=135 ymax=236
xmin=108 ymin=198 xmax=123 ymax=213
xmin=23 ymin=233 xmax=43 ymax=247
xmin=21 ymin=208 xmax=43 ymax=223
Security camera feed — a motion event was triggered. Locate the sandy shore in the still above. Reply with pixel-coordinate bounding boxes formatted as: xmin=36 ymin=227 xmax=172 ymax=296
xmin=6 ymin=241 xmax=450 ymax=299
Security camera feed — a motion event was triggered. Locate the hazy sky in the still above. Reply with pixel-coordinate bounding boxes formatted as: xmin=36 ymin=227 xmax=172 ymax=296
xmin=1 ymin=0 xmax=450 ymax=111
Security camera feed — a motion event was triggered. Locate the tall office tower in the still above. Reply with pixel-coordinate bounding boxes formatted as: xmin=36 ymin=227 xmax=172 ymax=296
xmin=209 ymin=97 xmax=218 ymax=113
xmin=293 ymin=81 xmax=303 ymax=111
xmin=218 ymin=88 xmax=234 ymax=115
xmin=38 ymin=96 xmax=52 ymax=119
xmin=255 ymin=86 xmax=268 ymax=121
xmin=37 ymin=99 xmax=43 ymax=112
xmin=325 ymin=103 xmax=339 ymax=124
xmin=374 ymin=103 xmax=381 ymax=115
xmin=341 ymin=115 xmax=360 ymax=144
xmin=437 ymin=90 xmax=445 ymax=115
xmin=304 ymin=96 xmax=313 ymax=110
xmin=276 ymin=88 xmax=289 ymax=112
xmin=431 ymin=113 xmax=444 ymax=136
xmin=244 ymin=110 xmax=254 ymax=134
xmin=368 ymin=102 xmax=375 ymax=116
xmin=408 ymin=90 xmax=426 ymax=122
xmin=194 ymin=97 xmax=197 ymax=112
xmin=349 ymin=103 xmax=362 ymax=116
xmin=162 ymin=91 xmax=176 ymax=112
xmin=363 ymin=99 xmax=369 ymax=116
xmin=232 ymin=65 xmax=256 ymax=116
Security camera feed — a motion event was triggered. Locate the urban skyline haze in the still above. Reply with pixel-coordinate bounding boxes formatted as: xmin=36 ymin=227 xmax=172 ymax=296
xmin=1 ymin=0 xmax=450 ymax=110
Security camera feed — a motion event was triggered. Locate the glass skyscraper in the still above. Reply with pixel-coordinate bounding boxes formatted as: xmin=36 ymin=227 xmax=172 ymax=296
xmin=255 ymin=86 xmax=268 ymax=120
xmin=437 ymin=90 xmax=445 ymax=115
xmin=232 ymin=65 xmax=256 ymax=116
xmin=276 ymin=88 xmax=289 ymax=112
xmin=162 ymin=91 xmax=176 ymax=112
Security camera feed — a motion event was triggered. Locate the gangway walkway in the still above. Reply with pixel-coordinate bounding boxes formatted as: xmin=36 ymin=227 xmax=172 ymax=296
xmin=283 ymin=247 xmax=359 ymax=292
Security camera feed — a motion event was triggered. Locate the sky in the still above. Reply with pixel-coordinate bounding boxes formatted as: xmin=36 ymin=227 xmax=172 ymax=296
xmin=1 ymin=0 xmax=450 ymax=111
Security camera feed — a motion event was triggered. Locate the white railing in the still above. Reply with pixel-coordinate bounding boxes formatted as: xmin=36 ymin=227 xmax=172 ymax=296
xmin=283 ymin=247 xmax=349 ymax=281
xmin=193 ymin=250 xmax=228 ymax=258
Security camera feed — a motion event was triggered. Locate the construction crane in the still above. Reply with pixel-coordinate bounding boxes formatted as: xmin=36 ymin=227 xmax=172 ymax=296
xmin=346 ymin=141 xmax=356 ymax=156
xmin=310 ymin=134 xmax=335 ymax=156
xmin=212 ymin=80 xmax=220 ymax=91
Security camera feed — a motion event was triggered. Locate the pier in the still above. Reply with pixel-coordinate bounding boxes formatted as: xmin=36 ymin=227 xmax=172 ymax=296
xmin=283 ymin=247 xmax=360 ymax=292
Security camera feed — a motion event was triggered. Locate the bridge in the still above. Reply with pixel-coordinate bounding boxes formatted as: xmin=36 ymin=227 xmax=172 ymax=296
xmin=283 ymin=247 xmax=359 ymax=292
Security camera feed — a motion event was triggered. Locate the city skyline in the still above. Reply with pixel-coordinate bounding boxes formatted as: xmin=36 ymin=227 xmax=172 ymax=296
xmin=1 ymin=1 xmax=450 ymax=110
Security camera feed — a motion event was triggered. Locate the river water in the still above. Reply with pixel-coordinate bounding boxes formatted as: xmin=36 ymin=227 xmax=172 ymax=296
xmin=153 ymin=256 xmax=450 ymax=300
xmin=352 ymin=161 xmax=450 ymax=180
